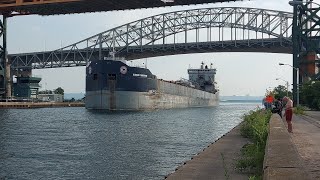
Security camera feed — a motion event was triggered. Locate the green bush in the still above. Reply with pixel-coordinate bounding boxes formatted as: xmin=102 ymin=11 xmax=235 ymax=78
xmin=237 ymin=109 xmax=271 ymax=178
xmin=301 ymin=81 xmax=320 ymax=110
xmin=293 ymin=105 xmax=306 ymax=115
xmin=248 ymin=175 xmax=262 ymax=180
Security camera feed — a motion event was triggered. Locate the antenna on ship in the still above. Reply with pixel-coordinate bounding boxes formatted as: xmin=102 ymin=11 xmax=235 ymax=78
xmin=112 ymin=31 xmax=116 ymax=60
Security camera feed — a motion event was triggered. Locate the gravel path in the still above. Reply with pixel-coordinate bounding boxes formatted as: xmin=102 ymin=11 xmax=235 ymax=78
xmin=289 ymin=112 xmax=320 ymax=180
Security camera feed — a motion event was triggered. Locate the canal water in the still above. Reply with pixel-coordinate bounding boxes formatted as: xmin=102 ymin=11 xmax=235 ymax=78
xmin=0 ymin=102 xmax=259 ymax=179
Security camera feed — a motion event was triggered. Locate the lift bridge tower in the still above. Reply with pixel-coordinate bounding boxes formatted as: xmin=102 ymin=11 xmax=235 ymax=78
xmin=291 ymin=0 xmax=320 ymax=105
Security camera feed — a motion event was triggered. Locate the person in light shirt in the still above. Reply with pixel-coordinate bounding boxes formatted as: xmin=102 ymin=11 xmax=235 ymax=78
xmin=283 ymin=96 xmax=293 ymax=133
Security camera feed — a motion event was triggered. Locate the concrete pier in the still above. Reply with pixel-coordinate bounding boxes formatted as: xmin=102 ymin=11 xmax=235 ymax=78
xmin=166 ymin=123 xmax=249 ymax=180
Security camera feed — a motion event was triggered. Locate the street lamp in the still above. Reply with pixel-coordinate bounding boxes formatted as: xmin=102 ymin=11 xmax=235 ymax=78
xmin=276 ymin=78 xmax=289 ymax=97
xmin=279 ymin=63 xmax=300 ymax=106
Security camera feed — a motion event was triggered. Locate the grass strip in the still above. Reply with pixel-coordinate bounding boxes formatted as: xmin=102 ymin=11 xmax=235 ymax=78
xmin=237 ymin=109 xmax=271 ymax=180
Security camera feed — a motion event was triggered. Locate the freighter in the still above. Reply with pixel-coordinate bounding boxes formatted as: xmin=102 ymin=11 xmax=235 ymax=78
xmin=85 ymin=59 xmax=219 ymax=110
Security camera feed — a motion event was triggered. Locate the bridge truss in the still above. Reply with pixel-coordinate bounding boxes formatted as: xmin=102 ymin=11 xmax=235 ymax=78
xmin=0 ymin=0 xmax=242 ymax=16
xmin=0 ymin=0 xmax=242 ymax=98
xmin=291 ymin=0 xmax=320 ymax=105
xmin=10 ymin=7 xmax=294 ymax=69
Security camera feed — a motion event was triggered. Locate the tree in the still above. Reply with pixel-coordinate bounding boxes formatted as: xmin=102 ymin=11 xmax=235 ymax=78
xmin=301 ymin=81 xmax=320 ymax=110
xmin=272 ymin=85 xmax=292 ymax=100
xmin=54 ymin=87 xmax=64 ymax=95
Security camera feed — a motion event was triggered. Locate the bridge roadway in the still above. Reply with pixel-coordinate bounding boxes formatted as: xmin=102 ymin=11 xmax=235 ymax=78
xmin=9 ymin=38 xmax=292 ymax=69
xmin=0 ymin=0 xmax=241 ymax=16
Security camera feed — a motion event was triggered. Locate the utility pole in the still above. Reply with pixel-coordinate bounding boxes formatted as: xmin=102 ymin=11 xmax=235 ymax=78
xmin=291 ymin=0 xmax=301 ymax=107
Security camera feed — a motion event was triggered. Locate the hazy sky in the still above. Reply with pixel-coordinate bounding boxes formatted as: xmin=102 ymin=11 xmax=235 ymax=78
xmin=7 ymin=0 xmax=315 ymax=96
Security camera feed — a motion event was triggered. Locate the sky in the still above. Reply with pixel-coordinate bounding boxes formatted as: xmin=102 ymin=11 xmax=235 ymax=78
xmin=7 ymin=0 xmax=316 ymax=96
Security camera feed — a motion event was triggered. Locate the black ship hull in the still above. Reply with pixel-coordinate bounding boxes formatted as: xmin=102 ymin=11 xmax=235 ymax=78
xmin=85 ymin=60 xmax=219 ymax=110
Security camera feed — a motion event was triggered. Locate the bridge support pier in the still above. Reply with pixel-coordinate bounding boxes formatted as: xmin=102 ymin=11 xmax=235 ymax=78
xmin=0 ymin=15 xmax=8 ymax=99
xmin=300 ymin=52 xmax=318 ymax=82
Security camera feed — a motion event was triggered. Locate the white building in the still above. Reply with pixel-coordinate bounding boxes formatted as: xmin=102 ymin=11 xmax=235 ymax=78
xmin=38 ymin=94 xmax=64 ymax=102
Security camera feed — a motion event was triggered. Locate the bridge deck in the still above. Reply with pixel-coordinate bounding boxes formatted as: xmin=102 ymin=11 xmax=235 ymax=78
xmin=0 ymin=0 xmax=240 ymax=15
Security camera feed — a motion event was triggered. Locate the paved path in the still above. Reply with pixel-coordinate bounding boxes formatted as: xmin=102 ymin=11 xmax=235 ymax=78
xmin=166 ymin=124 xmax=249 ymax=180
xmin=289 ymin=111 xmax=320 ymax=179
xmin=166 ymin=111 xmax=320 ymax=180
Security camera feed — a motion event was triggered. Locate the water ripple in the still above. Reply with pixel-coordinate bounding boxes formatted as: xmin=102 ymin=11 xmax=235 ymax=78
xmin=0 ymin=102 xmax=259 ymax=179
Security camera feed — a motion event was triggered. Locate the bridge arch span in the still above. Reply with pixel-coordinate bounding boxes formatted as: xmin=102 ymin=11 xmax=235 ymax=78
xmin=120 ymin=7 xmax=292 ymax=47
xmin=10 ymin=7 xmax=293 ymax=69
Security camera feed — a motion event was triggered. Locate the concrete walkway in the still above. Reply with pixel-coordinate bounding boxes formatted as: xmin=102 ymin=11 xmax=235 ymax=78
xmin=165 ymin=111 xmax=320 ymax=180
xmin=289 ymin=111 xmax=320 ymax=179
xmin=166 ymin=124 xmax=249 ymax=180
xmin=264 ymin=114 xmax=310 ymax=180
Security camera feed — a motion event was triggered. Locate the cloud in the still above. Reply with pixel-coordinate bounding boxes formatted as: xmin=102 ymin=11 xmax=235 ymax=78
xmin=30 ymin=25 xmax=41 ymax=32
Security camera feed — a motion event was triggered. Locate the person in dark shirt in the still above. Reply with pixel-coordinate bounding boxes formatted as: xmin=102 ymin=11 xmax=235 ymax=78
xmin=274 ymin=98 xmax=283 ymax=118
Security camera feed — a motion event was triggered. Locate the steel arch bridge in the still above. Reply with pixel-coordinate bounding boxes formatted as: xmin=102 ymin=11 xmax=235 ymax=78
xmin=9 ymin=7 xmax=294 ymax=69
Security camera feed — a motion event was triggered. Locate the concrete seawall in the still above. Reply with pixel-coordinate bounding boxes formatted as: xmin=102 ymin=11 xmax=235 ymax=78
xmin=166 ymin=123 xmax=249 ymax=180
xmin=263 ymin=114 xmax=310 ymax=180
xmin=0 ymin=102 xmax=84 ymax=109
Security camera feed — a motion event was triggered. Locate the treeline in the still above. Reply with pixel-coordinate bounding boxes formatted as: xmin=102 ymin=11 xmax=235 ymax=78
xmin=39 ymin=87 xmax=64 ymax=95
xmin=300 ymin=81 xmax=320 ymax=110
xmin=271 ymin=80 xmax=320 ymax=110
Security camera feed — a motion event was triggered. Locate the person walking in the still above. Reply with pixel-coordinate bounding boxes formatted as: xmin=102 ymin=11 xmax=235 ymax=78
xmin=283 ymin=96 xmax=293 ymax=133
xmin=265 ymin=95 xmax=274 ymax=109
